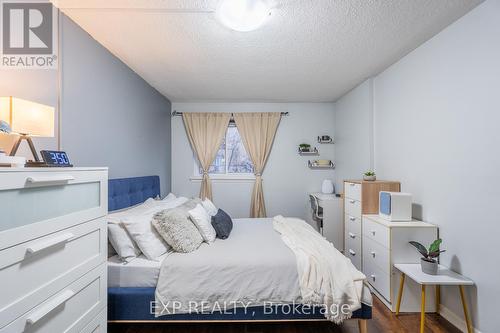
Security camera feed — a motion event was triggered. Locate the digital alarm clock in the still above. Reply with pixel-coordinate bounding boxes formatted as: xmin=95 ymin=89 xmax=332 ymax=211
xmin=40 ymin=150 xmax=73 ymax=167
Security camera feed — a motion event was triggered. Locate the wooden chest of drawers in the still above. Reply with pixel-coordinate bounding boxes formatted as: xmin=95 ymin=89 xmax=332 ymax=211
xmin=343 ymin=180 xmax=400 ymax=270
xmin=0 ymin=168 xmax=108 ymax=332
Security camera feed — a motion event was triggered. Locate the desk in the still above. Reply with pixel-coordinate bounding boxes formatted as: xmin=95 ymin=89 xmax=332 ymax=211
xmin=309 ymin=193 xmax=343 ymax=251
xmin=394 ymin=263 xmax=474 ymax=333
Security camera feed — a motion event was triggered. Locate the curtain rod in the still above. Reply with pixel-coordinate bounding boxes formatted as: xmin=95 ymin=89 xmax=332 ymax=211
xmin=171 ymin=110 xmax=289 ymax=117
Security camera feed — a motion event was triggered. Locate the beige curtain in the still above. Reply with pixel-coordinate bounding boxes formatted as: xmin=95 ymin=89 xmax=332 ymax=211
xmin=182 ymin=112 xmax=231 ymax=200
xmin=233 ymin=112 xmax=281 ymax=218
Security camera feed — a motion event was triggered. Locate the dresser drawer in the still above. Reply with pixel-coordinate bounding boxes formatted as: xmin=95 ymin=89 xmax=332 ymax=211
xmin=345 ymin=214 xmax=361 ymax=236
xmin=363 ymin=236 xmax=391 ymax=273
xmin=363 ymin=217 xmax=390 ymax=247
xmin=1 ymin=263 xmax=106 ymax=333
xmin=363 ymin=255 xmax=391 ymax=302
xmin=0 ymin=169 xmax=107 ymax=249
xmin=0 ymin=218 xmax=106 ymax=326
xmin=344 ymin=182 xmax=361 ymax=201
xmin=81 ymin=309 xmax=106 ymax=333
xmin=345 ymin=236 xmax=362 ymax=271
xmin=344 ymin=198 xmax=361 ymax=218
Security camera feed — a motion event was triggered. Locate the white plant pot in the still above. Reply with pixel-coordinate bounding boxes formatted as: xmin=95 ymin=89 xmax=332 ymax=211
xmin=421 ymin=258 xmax=438 ymax=275
xmin=363 ymin=175 xmax=376 ymax=181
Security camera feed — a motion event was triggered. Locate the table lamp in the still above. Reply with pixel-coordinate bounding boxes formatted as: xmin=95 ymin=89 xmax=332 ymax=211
xmin=0 ymin=97 xmax=55 ymax=164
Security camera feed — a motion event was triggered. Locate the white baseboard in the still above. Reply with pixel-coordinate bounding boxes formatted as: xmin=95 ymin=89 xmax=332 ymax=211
xmin=439 ymin=304 xmax=481 ymax=333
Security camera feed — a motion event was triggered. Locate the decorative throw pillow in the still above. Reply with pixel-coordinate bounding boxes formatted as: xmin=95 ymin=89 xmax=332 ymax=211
xmin=201 ymin=198 xmax=218 ymax=216
xmin=211 ymin=209 xmax=233 ymax=239
xmin=152 ymin=208 xmax=203 ymax=253
xmin=188 ymin=204 xmax=216 ymax=243
xmin=162 ymin=193 xmax=176 ymax=201
xmin=122 ymin=213 xmax=171 ymax=260
xmin=108 ymin=223 xmax=141 ymax=262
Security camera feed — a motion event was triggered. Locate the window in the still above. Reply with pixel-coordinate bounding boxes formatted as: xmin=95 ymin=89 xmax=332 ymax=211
xmin=194 ymin=125 xmax=254 ymax=177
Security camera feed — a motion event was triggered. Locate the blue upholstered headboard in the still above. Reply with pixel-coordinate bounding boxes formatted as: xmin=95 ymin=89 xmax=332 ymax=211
xmin=108 ymin=176 xmax=160 ymax=211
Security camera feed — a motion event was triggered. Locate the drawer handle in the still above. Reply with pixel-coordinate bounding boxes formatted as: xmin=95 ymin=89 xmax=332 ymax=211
xmin=349 ymin=232 xmax=356 ymax=239
xmin=371 ymin=230 xmax=376 ymax=236
xmin=26 ymin=175 xmax=75 ymax=184
xmin=26 ymin=289 xmax=75 ymax=325
xmin=349 ymin=216 xmax=356 ymax=221
xmin=371 ymin=251 xmax=376 ymax=258
xmin=349 ymin=200 xmax=355 ymax=204
xmin=349 ymin=249 xmax=356 ymax=256
xmin=349 ymin=183 xmax=355 ymax=186
xmin=26 ymin=233 xmax=74 ymax=255
xmin=371 ymin=274 xmax=376 ymax=281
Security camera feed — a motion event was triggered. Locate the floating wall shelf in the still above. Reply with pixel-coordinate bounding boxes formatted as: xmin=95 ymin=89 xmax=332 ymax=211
xmin=308 ymin=160 xmax=335 ymax=169
xmin=298 ymin=147 xmax=319 ymax=156
xmin=317 ymin=136 xmax=334 ymax=144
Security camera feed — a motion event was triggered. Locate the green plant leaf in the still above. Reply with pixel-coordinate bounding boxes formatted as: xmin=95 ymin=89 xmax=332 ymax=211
xmin=428 ymin=250 xmax=446 ymax=258
xmin=429 ymin=239 xmax=442 ymax=253
xmin=409 ymin=241 xmax=428 ymax=258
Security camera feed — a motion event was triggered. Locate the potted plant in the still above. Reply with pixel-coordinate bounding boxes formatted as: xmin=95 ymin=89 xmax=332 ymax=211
xmin=299 ymin=143 xmax=311 ymax=152
xmin=409 ymin=239 xmax=445 ymax=275
xmin=363 ymin=170 xmax=376 ymax=181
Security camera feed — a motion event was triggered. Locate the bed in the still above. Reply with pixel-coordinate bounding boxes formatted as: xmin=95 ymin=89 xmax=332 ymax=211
xmin=107 ymin=176 xmax=372 ymax=331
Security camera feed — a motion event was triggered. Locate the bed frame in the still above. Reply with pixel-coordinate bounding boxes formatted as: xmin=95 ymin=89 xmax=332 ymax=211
xmin=107 ymin=176 xmax=370 ymax=332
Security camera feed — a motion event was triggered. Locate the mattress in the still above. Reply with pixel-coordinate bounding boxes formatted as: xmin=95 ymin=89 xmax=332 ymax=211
xmin=108 ymin=253 xmax=168 ymax=288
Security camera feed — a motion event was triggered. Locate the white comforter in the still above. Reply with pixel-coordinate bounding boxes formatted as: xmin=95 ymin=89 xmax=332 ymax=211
xmin=154 ymin=217 xmax=366 ymax=323
xmin=273 ymin=215 xmax=366 ymax=323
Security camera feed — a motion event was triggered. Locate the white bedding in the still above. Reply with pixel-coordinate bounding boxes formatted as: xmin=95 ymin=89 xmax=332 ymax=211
xmin=108 ymin=254 xmax=168 ymax=287
xmin=154 ymin=218 xmax=372 ymax=318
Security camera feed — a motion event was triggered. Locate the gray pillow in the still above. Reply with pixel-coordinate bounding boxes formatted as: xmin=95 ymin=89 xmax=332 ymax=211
xmin=211 ymin=209 xmax=233 ymax=239
xmin=152 ymin=204 xmax=203 ymax=253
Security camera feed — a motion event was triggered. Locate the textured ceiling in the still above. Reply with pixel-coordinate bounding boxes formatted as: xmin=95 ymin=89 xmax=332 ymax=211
xmin=51 ymin=0 xmax=482 ymax=102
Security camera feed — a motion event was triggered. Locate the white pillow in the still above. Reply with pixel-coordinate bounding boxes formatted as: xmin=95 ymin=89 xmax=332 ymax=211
xmin=162 ymin=193 xmax=176 ymax=201
xmin=122 ymin=213 xmax=171 ymax=260
xmin=107 ymin=197 xmax=186 ymax=262
xmin=108 ymin=223 xmax=141 ymax=262
xmin=188 ymin=204 xmax=216 ymax=243
xmin=201 ymin=198 xmax=218 ymax=216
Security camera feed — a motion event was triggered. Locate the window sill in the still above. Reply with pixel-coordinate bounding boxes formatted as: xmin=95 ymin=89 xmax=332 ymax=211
xmin=189 ymin=174 xmax=255 ymax=183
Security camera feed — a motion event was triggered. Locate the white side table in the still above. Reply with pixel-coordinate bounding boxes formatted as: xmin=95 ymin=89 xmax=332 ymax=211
xmin=394 ymin=264 xmax=474 ymax=333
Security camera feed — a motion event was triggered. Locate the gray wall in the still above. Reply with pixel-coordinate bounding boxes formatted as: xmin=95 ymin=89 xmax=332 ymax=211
xmin=60 ymin=15 xmax=172 ymax=195
xmin=335 ymin=1 xmax=499 ymax=331
xmin=334 ymin=79 xmax=374 ymax=189
xmin=171 ymin=102 xmax=335 ymax=219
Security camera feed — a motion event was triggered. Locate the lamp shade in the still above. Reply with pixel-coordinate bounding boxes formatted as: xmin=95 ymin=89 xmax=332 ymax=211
xmin=0 ymin=97 xmax=54 ymax=137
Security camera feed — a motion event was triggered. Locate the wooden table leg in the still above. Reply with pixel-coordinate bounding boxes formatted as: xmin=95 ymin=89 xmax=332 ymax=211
xmin=358 ymin=319 xmax=367 ymax=333
xmin=459 ymin=285 xmax=473 ymax=333
xmin=395 ymin=273 xmax=405 ymax=315
xmin=435 ymin=285 xmax=440 ymax=315
xmin=420 ymin=285 xmax=426 ymax=333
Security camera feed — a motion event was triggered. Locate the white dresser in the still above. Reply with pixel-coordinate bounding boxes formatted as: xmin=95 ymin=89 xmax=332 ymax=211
xmin=343 ymin=180 xmax=400 ymax=270
xmin=0 ymin=168 xmax=108 ymax=333
xmin=362 ymin=214 xmax=438 ymax=312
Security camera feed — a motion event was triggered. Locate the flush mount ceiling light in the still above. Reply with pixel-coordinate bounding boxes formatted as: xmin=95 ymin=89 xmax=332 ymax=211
xmin=216 ymin=0 xmax=271 ymax=32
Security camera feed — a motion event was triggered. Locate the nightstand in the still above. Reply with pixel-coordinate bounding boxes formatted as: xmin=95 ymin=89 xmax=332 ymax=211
xmin=394 ymin=263 xmax=474 ymax=333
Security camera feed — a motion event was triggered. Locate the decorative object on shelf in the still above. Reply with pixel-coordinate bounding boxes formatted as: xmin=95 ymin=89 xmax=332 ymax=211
xmin=308 ymin=160 xmax=335 ymax=169
xmin=298 ymin=143 xmax=311 ymax=152
xmin=363 ymin=170 xmax=376 ymax=181
xmin=317 ymin=135 xmax=333 ymax=144
xmin=409 ymin=239 xmax=445 ymax=275
xmin=0 ymin=96 xmax=55 ymax=164
xmin=0 ymin=155 xmax=26 ymax=167
xmin=321 ymin=179 xmax=334 ymax=194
